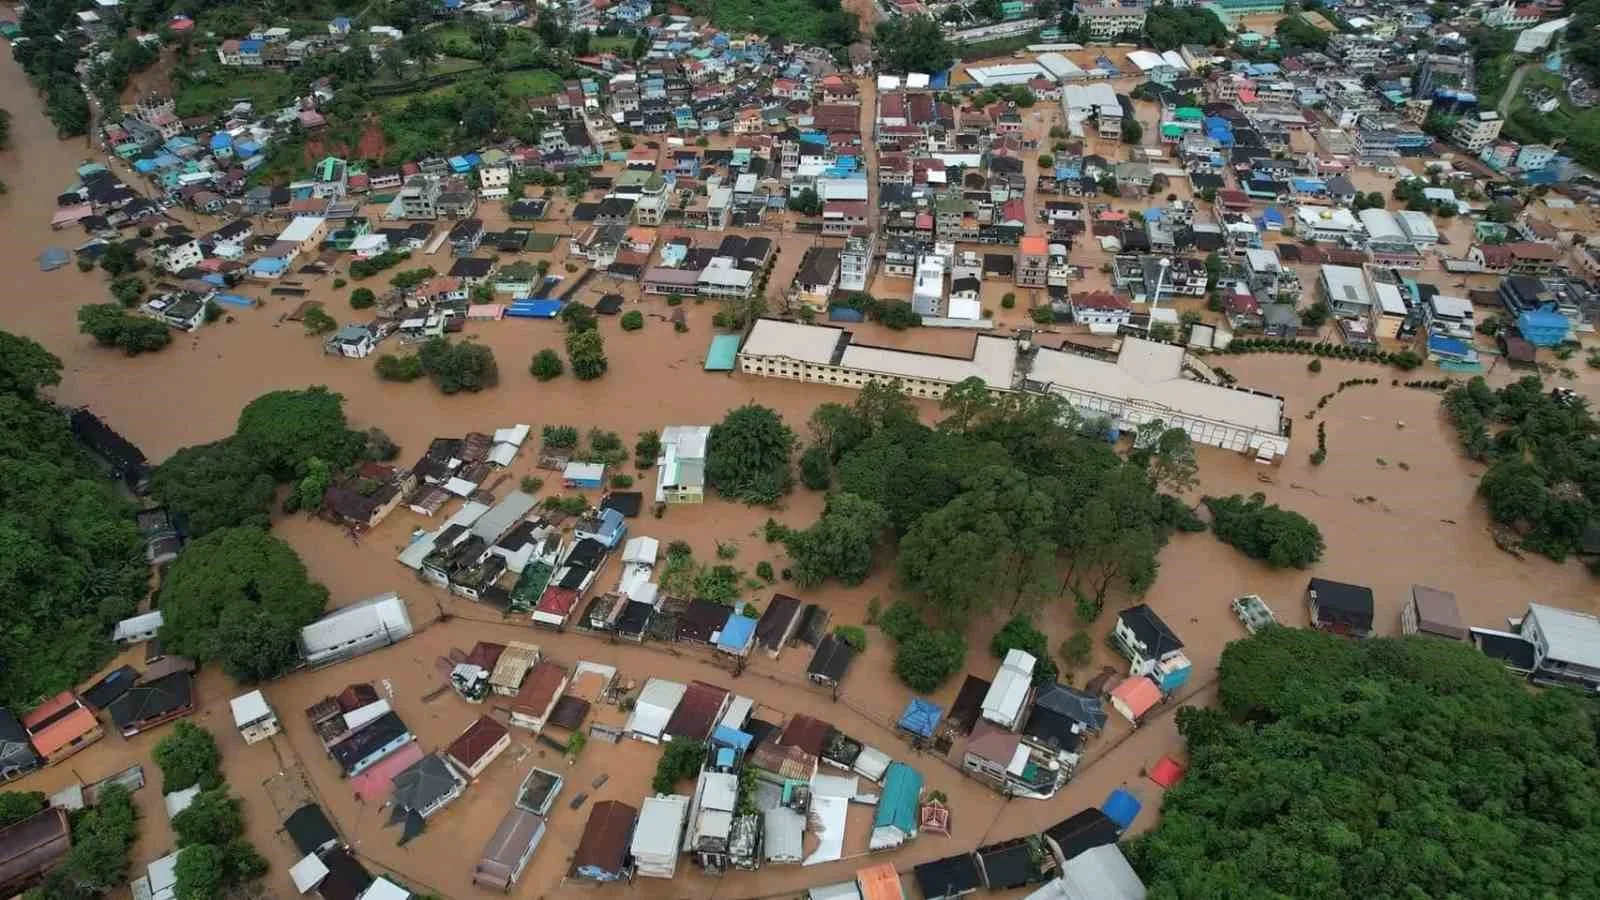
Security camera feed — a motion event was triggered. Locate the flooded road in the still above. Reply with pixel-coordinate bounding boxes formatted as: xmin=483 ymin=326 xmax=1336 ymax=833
xmin=2 ymin=42 xmax=1599 ymax=900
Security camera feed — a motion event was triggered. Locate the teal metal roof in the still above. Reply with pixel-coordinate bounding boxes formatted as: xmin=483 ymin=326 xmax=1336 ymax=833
xmin=704 ymin=334 xmax=741 ymax=371
xmin=873 ymin=762 xmax=924 ymax=832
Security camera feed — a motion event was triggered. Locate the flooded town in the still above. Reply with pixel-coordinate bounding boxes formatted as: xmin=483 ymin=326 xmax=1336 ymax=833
xmin=0 ymin=0 xmax=1599 ymax=899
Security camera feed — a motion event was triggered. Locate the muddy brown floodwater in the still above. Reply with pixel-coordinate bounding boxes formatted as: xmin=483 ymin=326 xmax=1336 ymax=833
xmin=3 ymin=42 xmax=1600 ymax=900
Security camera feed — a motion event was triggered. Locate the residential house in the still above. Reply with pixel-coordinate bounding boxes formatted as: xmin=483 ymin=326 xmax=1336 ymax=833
xmin=1016 ymin=234 xmax=1049 ymax=288
xmin=982 ymin=650 xmax=1036 ymax=731
xmin=450 ymin=218 xmax=486 ymax=256
xmin=474 ymin=808 xmax=547 ymax=891
xmin=390 ymin=753 xmax=465 ymax=822
xmin=0 ymin=711 xmax=41 ymax=783
xmin=22 ymin=693 xmax=104 ymax=765
xmin=0 ymin=807 xmax=71 ymax=897
xmin=1070 ymin=292 xmax=1132 ymax=332
xmin=569 ymin=801 xmax=636 ymax=882
xmin=230 ymin=690 xmax=279 ymax=745
xmin=330 ymin=712 xmax=412 ymax=776
xmin=1108 ymin=676 xmax=1161 ymax=725
xmin=509 ymin=661 xmax=569 ymax=732
xmin=1306 ymin=577 xmax=1375 ymax=638
xmin=447 ymin=715 xmax=511 ymax=779
xmin=631 ymin=794 xmax=691 ymax=879
xmin=655 ymin=425 xmax=710 ymax=504
xmin=1401 ymin=586 xmax=1467 ymax=640
xmin=1518 ymin=602 xmax=1600 ymax=691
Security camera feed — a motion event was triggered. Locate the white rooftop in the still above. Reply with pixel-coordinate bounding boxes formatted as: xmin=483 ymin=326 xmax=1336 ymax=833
xmin=1528 ymin=603 xmax=1600 ymax=669
xmin=982 ymin=649 xmax=1037 ymax=725
xmin=279 ymin=215 xmax=326 ymax=244
xmin=289 ymin=853 xmax=329 ymax=894
xmin=1320 ymin=264 xmax=1371 ymax=307
xmin=358 ymin=877 xmax=410 ymax=900
xmin=626 ymin=678 xmax=687 ymax=739
xmin=229 ymin=690 xmax=272 ymax=728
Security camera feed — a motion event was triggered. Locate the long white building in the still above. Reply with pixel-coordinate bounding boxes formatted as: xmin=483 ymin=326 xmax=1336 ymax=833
xmin=735 ymin=319 xmax=1290 ymax=459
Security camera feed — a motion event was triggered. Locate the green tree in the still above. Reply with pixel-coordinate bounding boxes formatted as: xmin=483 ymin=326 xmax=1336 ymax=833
xmin=158 ymin=528 xmax=329 ymax=682
xmin=292 ymin=457 xmax=333 ymax=512
xmin=1202 ymin=493 xmax=1325 ymax=568
xmin=97 ymin=242 xmax=138 ymax=276
xmin=799 ymin=443 xmax=832 ymax=490
xmin=529 ymin=348 xmax=564 ymax=381
xmin=1127 ymin=627 xmax=1600 ymax=898
xmin=171 ymin=788 xmax=243 ymax=847
xmin=153 ymin=722 xmax=222 ymax=793
xmin=787 ymin=187 xmax=822 ymax=216
xmin=110 ymin=276 xmax=146 ymax=307
xmin=0 ymin=792 xmax=45 ymax=828
xmin=990 ymin=616 xmax=1059 ymax=685
xmin=236 ymin=387 xmax=364 ymax=480
xmin=893 ymin=630 xmax=965 ymax=692
xmin=706 ymin=404 xmax=795 ymax=504
xmin=620 ymin=310 xmax=644 ymax=331
xmin=51 ymin=784 xmax=137 ymax=894
xmin=302 ymin=306 xmax=337 ymax=335
xmin=875 ymin=300 xmax=921 ymax=329
xmin=560 ymin=302 xmax=597 ymax=333
xmin=652 ymin=739 xmax=707 ymax=792
xmin=0 ymin=331 xmax=62 ymax=396
xmin=1121 ymin=118 xmax=1143 ymax=144
xmin=875 ymin=15 xmax=956 ymax=73
xmin=938 ymin=376 xmax=996 ymax=433
xmin=418 ymin=337 xmax=499 ymax=393
xmin=1133 ymin=421 xmax=1199 ymax=495
xmin=175 ymin=844 xmax=228 ymax=900
xmin=78 ymin=303 xmax=171 ymax=355
xmin=635 ymin=429 xmax=661 ymax=467
xmin=349 ymin=287 xmax=377 ymax=309
xmin=150 ymin=439 xmax=276 ymax=536
xmin=784 ymin=492 xmax=887 ymax=586
xmin=565 ymin=329 xmax=608 ymax=380
xmin=375 ymin=353 xmax=424 ymax=381
xmin=1060 ymin=630 xmax=1093 ymax=671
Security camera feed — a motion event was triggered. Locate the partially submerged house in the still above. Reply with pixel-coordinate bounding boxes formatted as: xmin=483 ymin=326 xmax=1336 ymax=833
xmin=300 ymin=592 xmax=414 ymax=666
xmin=663 ymin=681 xmax=730 ymax=743
xmin=1108 ymin=677 xmax=1161 ymax=726
xmin=331 ymin=712 xmax=412 ymax=776
xmin=806 ymin=633 xmax=857 ymax=688
xmin=285 ymin=804 xmax=340 ymax=856
xmin=509 ymin=661 xmax=569 ymax=732
xmin=755 ymin=593 xmax=804 ymax=657
xmin=630 ymin=794 xmax=691 ymax=879
xmin=388 ymin=753 xmax=465 ymax=821
xmin=1111 ymin=605 xmax=1192 ymax=695
xmin=626 ymin=679 xmax=687 ymax=743
xmin=106 ymin=671 xmax=195 ymax=737
xmin=0 ymin=710 xmax=42 ymax=782
xmin=22 ymin=693 xmax=104 ymax=765
xmin=1306 ymin=577 xmax=1374 ymax=638
xmin=446 ymin=715 xmax=511 ymax=779
xmin=1401 ymin=585 xmax=1467 ymax=640
xmin=1517 ymin=602 xmax=1600 ymax=692
xmin=230 ymin=690 xmax=280 ymax=745
xmin=0 ymin=807 xmax=71 ymax=896
xmin=569 ymin=800 xmax=636 ymax=882
xmin=474 ymin=807 xmax=546 ymax=892
xmin=1039 ymin=843 xmax=1146 ymax=899
xmin=981 ymin=650 xmax=1036 ymax=731
xmin=869 ymin=762 xmax=924 ymax=851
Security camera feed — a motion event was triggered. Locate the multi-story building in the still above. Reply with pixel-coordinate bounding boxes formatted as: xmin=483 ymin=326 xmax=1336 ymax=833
xmin=1319 ymin=264 xmax=1373 ymax=319
xmin=1452 ymin=110 xmax=1504 ymax=151
xmin=1078 ymin=3 xmax=1147 ymax=40
xmin=839 ymin=232 xmax=875 ymax=293
xmin=397 ymin=176 xmax=440 ymax=220
xmin=1015 ymin=234 xmax=1049 ymax=288
xmin=911 ymin=254 xmax=946 ymax=317
xmin=1517 ymin=603 xmax=1600 ymax=691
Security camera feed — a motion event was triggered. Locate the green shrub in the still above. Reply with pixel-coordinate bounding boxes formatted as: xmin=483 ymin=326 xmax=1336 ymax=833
xmin=620 ymin=310 xmax=644 ymax=331
xmin=833 ymin=625 xmax=867 ymax=652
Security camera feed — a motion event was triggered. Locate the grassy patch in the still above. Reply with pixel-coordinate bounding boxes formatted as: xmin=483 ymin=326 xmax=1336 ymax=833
xmin=501 ymin=69 xmax=563 ymax=100
xmin=591 ymin=35 xmax=634 ymax=54
xmin=174 ymin=69 xmax=298 ymax=118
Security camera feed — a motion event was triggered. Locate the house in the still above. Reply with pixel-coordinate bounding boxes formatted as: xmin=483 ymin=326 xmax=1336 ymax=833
xmin=112 ymin=610 xmax=163 ymax=644
xmin=1070 ymin=292 xmax=1132 ymax=332
xmin=1047 ymin=843 xmax=1147 ymax=900
xmin=284 ymin=805 xmax=339 ymax=856
xmin=1112 ymin=605 xmax=1185 ymax=681
xmin=569 ymin=800 xmax=636 ymax=882
xmin=1027 ymin=682 xmax=1107 ymax=742
xmin=1401 ymin=586 xmax=1467 ymax=640
xmin=509 ymin=661 xmax=569 ymax=732
xmin=656 ymin=425 xmax=711 ymax=503
xmin=330 ymin=712 xmax=412 ymax=776
xmin=447 ymin=715 xmax=511 ymax=779
xmin=449 ymin=218 xmax=486 ymax=255
xmin=390 ymin=753 xmax=466 ymax=820
xmin=961 ymin=719 xmax=1070 ymax=800
xmin=1519 ymin=602 xmax=1600 ymax=691
xmin=755 ymin=593 xmax=804 ymax=657
xmin=663 ymin=681 xmax=730 ymax=742
xmin=1306 ymin=577 xmax=1375 ymax=638
xmin=981 ymin=650 xmax=1035 ymax=731
xmin=914 ymin=853 xmax=983 ymax=900
xmin=299 ymin=592 xmax=414 ymax=666
xmin=230 ymin=690 xmax=279 ymax=744
xmin=1108 ymin=676 xmax=1161 ymax=725
xmin=806 ymin=633 xmax=857 ymax=688
xmin=329 ymin=324 xmax=376 ymax=359
xmin=1042 ymin=808 xmax=1120 ymax=864
xmin=474 ymin=807 xmax=547 ymax=891
xmin=22 ymin=693 xmax=104 ymax=764
xmin=869 ymin=762 xmax=924 ymax=850
xmin=631 ymin=794 xmax=691 ymax=879
xmin=562 ymin=461 xmax=606 ymax=489
xmin=0 ymin=807 xmax=71 ymax=897
xmin=0 ymin=710 xmax=41 ymax=782
xmin=489 ymin=642 xmax=539 ymax=697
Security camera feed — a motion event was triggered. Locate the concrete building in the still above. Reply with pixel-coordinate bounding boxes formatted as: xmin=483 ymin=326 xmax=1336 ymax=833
xmin=1453 ymin=110 xmax=1505 ymax=151
xmin=736 ymin=320 xmax=1290 ymax=458
xmin=229 ymin=690 xmax=279 ymax=745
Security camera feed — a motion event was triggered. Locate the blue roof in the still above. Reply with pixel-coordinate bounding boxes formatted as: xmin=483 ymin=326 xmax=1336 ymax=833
xmin=711 ymin=725 xmax=753 ymax=751
xmin=1103 ymin=788 xmax=1142 ymax=830
xmin=1291 ymin=178 xmax=1325 ymax=192
xmin=874 ymin=763 xmax=924 ymax=832
xmin=249 ymin=258 xmax=287 ymax=274
xmin=717 ymin=614 xmax=758 ymax=652
xmin=506 ymin=299 xmax=564 ymax=318
xmin=239 ymin=39 xmax=262 ymax=52
xmin=332 ymin=16 xmax=351 ymax=26
xmin=897 ymin=699 xmax=941 ymax=738
xmin=1260 ymin=207 xmax=1286 ymax=224
xmin=210 ymin=133 xmax=232 ymax=149
xmin=930 ymin=70 xmax=950 ymax=89
xmin=1517 ymin=309 xmax=1568 ymax=346
xmin=1428 ymin=335 xmax=1471 ymax=357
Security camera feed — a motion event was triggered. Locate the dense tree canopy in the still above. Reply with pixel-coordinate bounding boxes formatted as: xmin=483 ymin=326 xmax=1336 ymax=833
xmin=783 ymin=492 xmax=888 ymax=587
xmin=1128 ymin=627 xmax=1600 ymax=898
xmin=149 ymin=439 xmax=276 ymax=537
xmin=1444 ymin=376 xmax=1599 ymax=563
xmin=158 ymin=528 xmax=329 ymax=682
xmin=1202 ymin=493 xmax=1325 ymax=569
xmin=706 ymin=404 xmax=796 ymax=504
xmin=77 ymin=304 xmax=172 ymax=356
xmin=418 ymin=337 xmax=499 ymax=394
xmin=1143 ymin=6 xmax=1230 ymax=50
xmin=0 ymin=333 xmax=146 ymax=709
xmin=236 ymin=387 xmax=364 ymax=480
xmin=875 ymin=16 xmax=956 ymax=74
xmin=33 ymin=783 xmax=138 ymax=898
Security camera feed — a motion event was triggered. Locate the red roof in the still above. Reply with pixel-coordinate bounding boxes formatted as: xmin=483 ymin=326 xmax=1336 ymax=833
xmin=1149 ymin=755 xmax=1186 ymax=788
xmin=778 ymin=714 xmax=832 ymax=756
xmin=512 ymin=661 xmax=568 ymax=717
xmin=1226 ymin=289 xmax=1261 ymax=316
xmin=1111 ymin=677 xmax=1162 ymax=719
xmin=446 ymin=715 xmax=509 ymax=771
xmin=22 ymin=693 xmax=99 ymax=758
xmin=465 ymin=642 xmax=506 ymax=670
xmin=663 ymin=680 xmax=729 ymax=741
xmin=1073 ymin=291 xmax=1131 ymax=312
xmin=824 ymin=200 xmax=867 ymax=217
xmin=1508 ymin=240 xmax=1560 ymax=261
xmin=1019 ymin=234 xmax=1049 ymax=256
xmin=1217 ymin=189 xmax=1251 ymax=208
xmin=535 ymin=586 xmax=579 ymax=619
